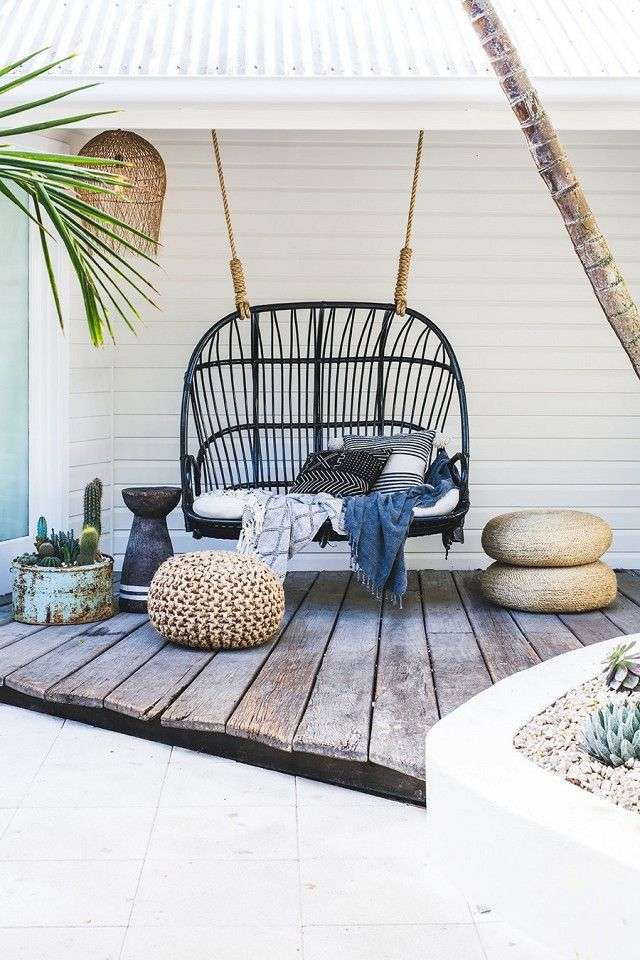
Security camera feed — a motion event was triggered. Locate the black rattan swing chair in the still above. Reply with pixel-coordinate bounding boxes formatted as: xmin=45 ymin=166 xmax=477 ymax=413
xmin=180 ymin=131 xmax=470 ymax=550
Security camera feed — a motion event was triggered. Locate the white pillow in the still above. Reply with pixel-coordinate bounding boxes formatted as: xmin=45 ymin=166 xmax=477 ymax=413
xmin=192 ymin=491 xmax=245 ymax=520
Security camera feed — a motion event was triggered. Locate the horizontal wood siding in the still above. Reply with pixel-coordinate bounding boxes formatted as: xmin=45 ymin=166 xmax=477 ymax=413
xmin=69 ymin=130 xmax=640 ymax=569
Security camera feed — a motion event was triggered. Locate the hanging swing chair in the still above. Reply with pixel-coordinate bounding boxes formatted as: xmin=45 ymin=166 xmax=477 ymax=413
xmin=180 ymin=131 xmax=470 ymax=550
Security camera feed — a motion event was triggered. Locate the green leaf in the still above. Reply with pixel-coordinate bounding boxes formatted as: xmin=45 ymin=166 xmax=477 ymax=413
xmin=0 ymin=109 xmax=119 ymax=138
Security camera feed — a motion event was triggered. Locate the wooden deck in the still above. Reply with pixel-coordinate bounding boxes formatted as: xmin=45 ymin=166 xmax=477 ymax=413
xmin=0 ymin=569 xmax=639 ymax=805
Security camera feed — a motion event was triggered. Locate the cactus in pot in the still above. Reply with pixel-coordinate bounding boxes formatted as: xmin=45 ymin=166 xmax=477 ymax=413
xmin=11 ymin=477 xmax=112 ymax=625
xmin=83 ymin=478 xmax=103 ymax=535
xmin=78 ymin=526 xmax=100 ymax=566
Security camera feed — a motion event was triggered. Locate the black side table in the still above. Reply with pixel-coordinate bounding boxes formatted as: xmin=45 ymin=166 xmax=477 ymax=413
xmin=119 ymin=486 xmax=181 ymax=612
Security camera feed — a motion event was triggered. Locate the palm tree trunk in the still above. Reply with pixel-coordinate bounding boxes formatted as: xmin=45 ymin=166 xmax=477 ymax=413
xmin=462 ymin=0 xmax=640 ymax=379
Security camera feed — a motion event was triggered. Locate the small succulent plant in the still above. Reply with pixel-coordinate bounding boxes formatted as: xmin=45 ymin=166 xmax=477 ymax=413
xmin=583 ymin=701 xmax=640 ymax=767
xmin=14 ymin=553 xmax=40 ymax=566
xmin=36 ymin=540 xmax=54 ymax=557
xmin=39 ymin=556 xmax=63 ymax=568
xmin=602 ymin=641 xmax=640 ymax=692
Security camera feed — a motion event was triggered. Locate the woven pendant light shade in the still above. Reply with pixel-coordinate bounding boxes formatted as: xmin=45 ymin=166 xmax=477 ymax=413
xmin=78 ymin=130 xmax=166 ymax=255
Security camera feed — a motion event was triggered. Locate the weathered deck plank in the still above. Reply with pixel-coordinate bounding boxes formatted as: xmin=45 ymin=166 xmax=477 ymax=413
xmin=454 ymin=572 xmax=539 ymax=682
xmin=369 ymin=573 xmax=437 ymax=780
xmin=226 ymin=572 xmax=350 ymax=750
xmin=293 ymin=577 xmax=381 ymax=762
xmin=558 ymin=611 xmax=620 ymax=645
xmin=0 ymin=620 xmax=46 ymax=650
xmin=105 ymin=643 xmax=213 ymax=721
xmin=47 ymin=621 xmax=165 ymax=707
xmin=510 ymin=611 xmax=582 ymax=660
xmin=0 ymin=623 xmax=90 ymax=681
xmin=161 ymin=573 xmax=316 ymax=733
xmin=420 ymin=570 xmax=491 ymax=716
xmin=5 ymin=613 xmax=147 ymax=699
xmin=603 ymin=592 xmax=640 ymax=636
xmin=616 ymin=570 xmax=640 ymax=606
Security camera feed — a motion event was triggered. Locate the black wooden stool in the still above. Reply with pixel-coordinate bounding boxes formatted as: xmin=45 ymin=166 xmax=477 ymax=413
xmin=119 ymin=486 xmax=181 ymax=612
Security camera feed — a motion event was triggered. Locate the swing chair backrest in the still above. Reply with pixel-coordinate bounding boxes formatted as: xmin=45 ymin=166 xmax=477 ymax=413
xmin=180 ymin=300 xmax=469 ymax=499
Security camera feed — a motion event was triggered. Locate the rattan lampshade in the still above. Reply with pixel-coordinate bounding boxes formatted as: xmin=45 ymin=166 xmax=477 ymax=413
xmin=78 ymin=130 xmax=166 ymax=255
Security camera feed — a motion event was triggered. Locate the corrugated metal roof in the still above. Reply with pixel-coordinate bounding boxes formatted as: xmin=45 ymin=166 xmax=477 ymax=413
xmin=1 ymin=0 xmax=639 ymax=80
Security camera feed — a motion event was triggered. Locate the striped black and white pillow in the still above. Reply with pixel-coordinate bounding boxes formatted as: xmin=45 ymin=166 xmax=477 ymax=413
xmin=342 ymin=430 xmax=438 ymax=493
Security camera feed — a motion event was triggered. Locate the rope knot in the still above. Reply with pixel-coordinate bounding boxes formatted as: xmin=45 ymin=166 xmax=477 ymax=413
xmin=230 ymin=256 xmax=251 ymax=319
xmin=394 ymin=245 xmax=412 ymax=316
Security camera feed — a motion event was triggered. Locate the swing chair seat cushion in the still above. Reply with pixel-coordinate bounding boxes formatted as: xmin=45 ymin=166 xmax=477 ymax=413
xmin=191 ymin=486 xmax=460 ymax=523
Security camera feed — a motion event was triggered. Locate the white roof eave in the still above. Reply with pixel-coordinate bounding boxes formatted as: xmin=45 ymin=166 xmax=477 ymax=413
xmin=14 ymin=75 xmax=640 ymax=130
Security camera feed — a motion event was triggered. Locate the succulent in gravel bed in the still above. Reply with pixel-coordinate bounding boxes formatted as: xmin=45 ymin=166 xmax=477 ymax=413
xmin=583 ymin=701 xmax=640 ymax=768
xmin=603 ymin=641 xmax=640 ymax=692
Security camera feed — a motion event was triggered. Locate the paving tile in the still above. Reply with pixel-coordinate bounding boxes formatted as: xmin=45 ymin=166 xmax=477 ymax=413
xmin=0 ymin=926 xmax=126 ymax=960
xmin=160 ymin=752 xmax=296 ymax=807
xmin=121 ymin=924 xmax=302 ymax=959
xmin=297 ymin=787 xmax=427 ymax=860
xmin=46 ymin=720 xmax=171 ymax=765
xmin=21 ymin=758 xmax=168 ymax=808
xmin=300 ymin=856 xmax=471 ymax=926
xmin=0 ymin=859 xmax=141 ymax=927
xmin=130 ymin=859 xmax=301 ymax=927
xmin=0 ymin=806 xmax=156 ymax=861
xmin=303 ymin=923 xmax=484 ymax=960
xmin=147 ymin=804 xmax=298 ymax=861
xmin=477 ymin=921 xmax=562 ymax=960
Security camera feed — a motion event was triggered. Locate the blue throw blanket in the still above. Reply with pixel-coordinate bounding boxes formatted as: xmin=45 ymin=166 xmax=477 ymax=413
xmin=343 ymin=450 xmax=457 ymax=604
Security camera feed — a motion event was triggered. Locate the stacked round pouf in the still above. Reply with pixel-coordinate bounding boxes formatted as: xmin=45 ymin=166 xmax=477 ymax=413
xmin=480 ymin=510 xmax=617 ymax=613
xmin=148 ymin=551 xmax=285 ymax=650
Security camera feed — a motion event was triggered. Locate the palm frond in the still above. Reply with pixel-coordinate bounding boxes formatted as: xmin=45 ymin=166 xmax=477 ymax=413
xmin=0 ymin=49 xmax=158 ymax=345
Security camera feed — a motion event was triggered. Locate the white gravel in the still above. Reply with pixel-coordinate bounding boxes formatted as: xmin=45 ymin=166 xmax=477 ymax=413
xmin=514 ymin=675 xmax=640 ymax=815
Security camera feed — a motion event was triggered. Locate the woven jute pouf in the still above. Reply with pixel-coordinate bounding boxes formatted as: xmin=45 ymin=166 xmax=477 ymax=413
xmin=481 ymin=510 xmax=612 ymax=568
xmin=480 ymin=561 xmax=617 ymax=614
xmin=148 ymin=551 xmax=285 ymax=650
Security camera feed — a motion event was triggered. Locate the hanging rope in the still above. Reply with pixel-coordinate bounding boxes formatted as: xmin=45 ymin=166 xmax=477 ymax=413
xmin=394 ymin=130 xmax=424 ymax=316
xmin=211 ymin=130 xmax=251 ymax=318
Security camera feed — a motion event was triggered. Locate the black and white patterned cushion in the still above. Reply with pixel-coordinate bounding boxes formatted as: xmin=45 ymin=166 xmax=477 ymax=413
xmin=290 ymin=448 xmax=391 ymax=496
xmin=342 ymin=430 xmax=438 ymax=492
xmin=290 ymin=468 xmax=368 ymax=496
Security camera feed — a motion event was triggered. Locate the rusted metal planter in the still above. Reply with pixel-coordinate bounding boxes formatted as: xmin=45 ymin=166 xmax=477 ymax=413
xmin=12 ymin=556 xmax=114 ymax=625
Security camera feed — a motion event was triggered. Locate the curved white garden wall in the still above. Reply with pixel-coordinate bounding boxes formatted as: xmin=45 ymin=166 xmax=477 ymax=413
xmin=426 ymin=636 xmax=640 ymax=960
xmin=67 ymin=129 xmax=640 ymax=569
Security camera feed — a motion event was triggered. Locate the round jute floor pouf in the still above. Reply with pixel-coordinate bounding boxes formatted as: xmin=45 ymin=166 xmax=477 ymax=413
xmin=481 ymin=510 xmax=612 ymax=568
xmin=480 ymin=561 xmax=617 ymax=614
xmin=148 ymin=551 xmax=285 ymax=650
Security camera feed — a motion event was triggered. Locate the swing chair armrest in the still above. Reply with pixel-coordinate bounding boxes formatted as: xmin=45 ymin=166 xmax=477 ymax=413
xmin=181 ymin=454 xmax=201 ymax=506
xmin=447 ymin=451 xmax=469 ymax=490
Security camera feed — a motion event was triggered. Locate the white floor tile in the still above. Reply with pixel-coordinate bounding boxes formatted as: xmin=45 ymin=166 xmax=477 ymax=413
xmin=0 ymin=859 xmax=141 ymax=926
xmin=0 ymin=757 xmax=53 ymax=808
xmin=130 ymin=858 xmax=301 ymax=927
xmin=297 ymin=789 xmax=427 ymax=860
xmin=303 ymin=923 xmax=484 ymax=960
xmin=0 ymin=926 xmax=126 ymax=960
xmin=477 ymin=921 xmax=563 ymax=960
xmin=300 ymin=856 xmax=471 ymax=926
xmin=121 ymin=924 xmax=302 ymax=959
xmin=160 ymin=753 xmax=296 ymax=807
xmin=47 ymin=720 xmax=170 ymax=765
xmin=21 ymin=758 xmax=168 ymax=808
xmin=147 ymin=804 xmax=298 ymax=861
xmin=0 ymin=806 xmax=156 ymax=861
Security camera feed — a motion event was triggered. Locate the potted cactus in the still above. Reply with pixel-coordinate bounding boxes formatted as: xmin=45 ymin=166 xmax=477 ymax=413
xmin=12 ymin=479 xmax=113 ymax=625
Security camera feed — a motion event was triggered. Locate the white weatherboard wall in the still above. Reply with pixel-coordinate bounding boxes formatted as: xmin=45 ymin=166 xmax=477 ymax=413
xmin=69 ymin=129 xmax=640 ymax=570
